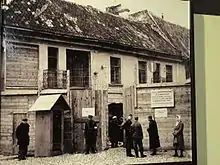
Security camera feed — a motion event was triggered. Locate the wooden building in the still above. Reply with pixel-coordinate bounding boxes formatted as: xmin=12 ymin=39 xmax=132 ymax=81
xmin=0 ymin=0 xmax=190 ymax=155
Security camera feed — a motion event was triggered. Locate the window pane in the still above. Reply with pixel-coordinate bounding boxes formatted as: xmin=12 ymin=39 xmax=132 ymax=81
xmin=166 ymin=65 xmax=173 ymax=82
xmin=110 ymin=57 xmax=121 ymax=84
xmin=153 ymin=63 xmax=160 ymax=83
xmin=138 ymin=61 xmax=147 ymax=84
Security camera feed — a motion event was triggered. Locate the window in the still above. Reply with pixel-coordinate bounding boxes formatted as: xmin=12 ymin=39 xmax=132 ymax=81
xmin=110 ymin=57 xmax=121 ymax=84
xmin=48 ymin=47 xmax=58 ymax=70
xmin=138 ymin=61 xmax=147 ymax=84
xmin=66 ymin=49 xmax=90 ymax=87
xmin=166 ymin=65 xmax=173 ymax=82
xmin=153 ymin=63 xmax=160 ymax=83
xmin=46 ymin=47 xmax=59 ymax=88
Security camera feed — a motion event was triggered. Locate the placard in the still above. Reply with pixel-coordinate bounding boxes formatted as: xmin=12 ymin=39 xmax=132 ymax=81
xmin=151 ymin=89 xmax=174 ymax=108
xmin=82 ymin=108 xmax=95 ymax=117
xmin=155 ymin=108 xmax=168 ymax=118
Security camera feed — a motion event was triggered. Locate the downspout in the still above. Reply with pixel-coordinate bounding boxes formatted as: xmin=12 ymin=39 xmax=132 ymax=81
xmin=0 ymin=0 xmax=6 ymax=153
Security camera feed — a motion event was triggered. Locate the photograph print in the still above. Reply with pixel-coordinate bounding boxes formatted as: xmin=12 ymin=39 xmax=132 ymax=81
xmin=0 ymin=0 xmax=194 ymax=164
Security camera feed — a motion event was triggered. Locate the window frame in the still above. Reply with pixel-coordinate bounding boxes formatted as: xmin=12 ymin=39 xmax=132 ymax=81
xmin=165 ymin=64 xmax=173 ymax=83
xmin=110 ymin=57 xmax=121 ymax=85
xmin=138 ymin=61 xmax=147 ymax=84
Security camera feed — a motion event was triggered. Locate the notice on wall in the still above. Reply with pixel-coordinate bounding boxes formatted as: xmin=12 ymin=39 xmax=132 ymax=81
xmin=154 ymin=108 xmax=168 ymax=118
xmin=151 ymin=89 xmax=174 ymax=108
xmin=82 ymin=108 xmax=95 ymax=117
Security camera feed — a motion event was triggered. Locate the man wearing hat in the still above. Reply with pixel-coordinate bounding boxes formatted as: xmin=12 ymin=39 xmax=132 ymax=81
xmin=109 ymin=116 xmax=120 ymax=148
xmin=15 ymin=118 xmax=30 ymax=160
xmin=147 ymin=116 xmax=160 ymax=155
xmin=121 ymin=114 xmax=135 ymax=157
xmin=84 ymin=115 xmax=97 ymax=154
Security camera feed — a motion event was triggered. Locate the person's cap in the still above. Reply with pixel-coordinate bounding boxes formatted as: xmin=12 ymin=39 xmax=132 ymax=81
xmin=148 ymin=116 xmax=152 ymax=119
xmin=134 ymin=117 xmax=138 ymax=120
xmin=22 ymin=118 xmax=28 ymax=121
xmin=112 ymin=116 xmax=117 ymax=119
xmin=129 ymin=114 xmax=133 ymax=116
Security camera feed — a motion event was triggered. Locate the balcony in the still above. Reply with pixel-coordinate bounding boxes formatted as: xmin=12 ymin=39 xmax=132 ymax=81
xmin=42 ymin=69 xmax=90 ymax=90
xmin=43 ymin=70 xmax=67 ymax=89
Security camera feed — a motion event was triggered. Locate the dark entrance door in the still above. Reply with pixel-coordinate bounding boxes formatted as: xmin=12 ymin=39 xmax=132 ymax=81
xmin=53 ymin=110 xmax=62 ymax=154
xmin=108 ymin=103 xmax=124 ymax=145
xmin=47 ymin=47 xmax=58 ymax=88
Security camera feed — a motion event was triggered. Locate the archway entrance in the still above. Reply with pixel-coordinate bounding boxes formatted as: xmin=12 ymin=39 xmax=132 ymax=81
xmin=108 ymin=103 xmax=124 ymax=146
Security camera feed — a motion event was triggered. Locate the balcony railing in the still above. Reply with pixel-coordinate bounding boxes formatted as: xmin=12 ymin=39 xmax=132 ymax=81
xmin=43 ymin=69 xmax=67 ymax=89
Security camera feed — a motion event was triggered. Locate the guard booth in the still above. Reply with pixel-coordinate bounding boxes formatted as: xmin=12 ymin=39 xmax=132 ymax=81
xmin=28 ymin=94 xmax=70 ymax=157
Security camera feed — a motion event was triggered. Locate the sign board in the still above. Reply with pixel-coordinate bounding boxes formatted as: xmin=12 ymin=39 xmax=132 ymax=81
xmin=155 ymin=108 xmax=168 ymax=118
xmin=82 ymin=108 xmax=95 ymax=117
xmin=151 ymin=89 xmax=174 ymax=108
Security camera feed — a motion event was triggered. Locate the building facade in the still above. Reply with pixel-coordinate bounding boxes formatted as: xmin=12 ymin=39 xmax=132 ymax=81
xmin=0 ymin=0 xmax=190 ymax=155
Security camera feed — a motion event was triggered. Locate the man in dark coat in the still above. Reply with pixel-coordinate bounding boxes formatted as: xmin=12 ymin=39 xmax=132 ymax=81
xmin=132 ymin=117 xmax=146 ymax=158
xmin=15 ymin=118 xmax=30 ymax=160
xmin=147 ymin=116 xmax=160 ymax=155
xmin=84 ymin=115 xmax=98 ymax=154
xmin=109 ymin=116 xmax=120 ymax=148
xmin=121 ymin=114 xmax=135 ymax=157
xmin=173 ymin=115 xmax=185 ymax=157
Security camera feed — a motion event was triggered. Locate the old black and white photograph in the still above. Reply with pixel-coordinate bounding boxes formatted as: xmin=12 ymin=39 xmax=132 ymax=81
xmin=0 ymin=0 xmax=193 ymax=164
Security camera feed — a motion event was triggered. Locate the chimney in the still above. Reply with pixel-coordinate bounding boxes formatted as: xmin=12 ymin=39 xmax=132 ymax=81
xmin=161 ymin=13 xmax=164 ymax=19
xmin=106 ymin=4 xmax=130 ymax=16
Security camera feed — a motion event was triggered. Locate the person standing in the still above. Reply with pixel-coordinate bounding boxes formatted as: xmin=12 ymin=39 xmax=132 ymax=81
xmin=84 ymin=115 xmax=98 ymax=154
xmin=15 ymin=118 xmax=30 ymax=160
xmin=147 ymin=116 xmax=160 ymax=155
xmin=121 ymin=114 xmax=135 ymax=157
xmin=132 ymin=117 xmax=146 ymax=158
xmin=173 ymin=115 xmax=185 ymax=157
xmin=110 ymin=116 xmax=120 ymax=148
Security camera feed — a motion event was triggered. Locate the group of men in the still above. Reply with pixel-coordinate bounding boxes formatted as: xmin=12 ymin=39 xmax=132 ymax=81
xmin=120 ymin=114 xmax=160 ymax=158
xmin=15 ymin=114 xmax=161 ymax=160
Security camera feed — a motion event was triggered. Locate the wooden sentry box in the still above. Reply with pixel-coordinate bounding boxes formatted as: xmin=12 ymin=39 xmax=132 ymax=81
xmin=28 ymin=94 xmax=70 ymax=157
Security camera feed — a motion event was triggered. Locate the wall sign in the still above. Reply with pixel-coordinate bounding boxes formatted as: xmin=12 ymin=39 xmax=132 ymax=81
xmin=154 ymin=108 xmax=168 ymax=118
xmin=82 ymin=108 xmax=95 ymax=117
xmin=151 ymin=89 xmax=174 ymax=108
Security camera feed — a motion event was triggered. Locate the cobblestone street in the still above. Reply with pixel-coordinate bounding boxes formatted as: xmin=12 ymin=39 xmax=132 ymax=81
xmin=0 ymin=148 xmax=192 ymax=165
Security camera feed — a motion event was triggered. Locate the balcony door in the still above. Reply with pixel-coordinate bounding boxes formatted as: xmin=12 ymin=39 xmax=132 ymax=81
xmin=47 ymin=47 xmax=58 ymax=88
xmin=66 ymin=49 xmax=89 ymax=87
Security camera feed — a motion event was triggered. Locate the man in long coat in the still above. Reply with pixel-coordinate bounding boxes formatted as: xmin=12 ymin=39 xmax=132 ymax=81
xmin=109 ymin=116 xmax=120 ymax=148
xmin=147 ymin=116 xmax=160 ymax=155
xmin=84 ymin=115 xmax=98 ymax=154
xmin=15 ymin=118 xmax=30 ymax=160
xmin=132 ymin=117 xmax=146 ymax=158
xmin=173 ymin=115 xmax=185 ymax=157
xmin=121 ymin=114 xmax=135 ymax=157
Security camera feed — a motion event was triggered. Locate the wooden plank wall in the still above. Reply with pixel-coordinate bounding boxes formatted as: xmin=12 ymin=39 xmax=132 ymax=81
xmin=0 ymin=95 xmax=37 ymax=155
xmin=35 ymin=111 xmax=52 ymax=157
xmin=6 ymin=42 xmax=39 ymax=88
xmin=123 ymin=86 xmax=136 ymax=118
xmin=69 ymin=90 xmax=108 ymax=153
xmin=134 ymin=85 xmax=192 ymax=150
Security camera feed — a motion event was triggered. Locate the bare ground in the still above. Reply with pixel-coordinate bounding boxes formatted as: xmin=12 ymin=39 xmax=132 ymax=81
xmin=0 ymin=148 xmax=192 ymax=165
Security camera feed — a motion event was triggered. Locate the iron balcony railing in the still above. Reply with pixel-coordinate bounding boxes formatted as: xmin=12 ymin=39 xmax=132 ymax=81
xmin=43 ymin=69 xmax=67 ymax=89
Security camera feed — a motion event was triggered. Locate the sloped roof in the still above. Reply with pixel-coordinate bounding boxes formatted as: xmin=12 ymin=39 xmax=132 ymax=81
xmin=4 ymin=0 xmax=188 ymax=57
xmin=129 ymin=10 xmax=190 ymax=58
xmin=28 ymin=94 xmax=70 ymax=111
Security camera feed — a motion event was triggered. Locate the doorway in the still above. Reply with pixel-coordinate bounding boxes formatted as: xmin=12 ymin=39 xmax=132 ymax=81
xmin=13 ymin=113 xmax=27 ymax=155
xmin=47 ymin=47 xmax=58 ymax=88
xmin=53 ymin=110 xmax=62 ymax=154
xmin=108 ymin=103 xmax=124 ymax=144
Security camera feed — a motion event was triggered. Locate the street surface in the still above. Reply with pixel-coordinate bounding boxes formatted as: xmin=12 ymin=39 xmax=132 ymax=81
xmin=0 ymin=148 xmax=192 ymax=165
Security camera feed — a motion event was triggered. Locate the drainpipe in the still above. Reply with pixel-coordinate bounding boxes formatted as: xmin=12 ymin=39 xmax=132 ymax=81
xmin=0 ymin=0 xmax=7 ymax=153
